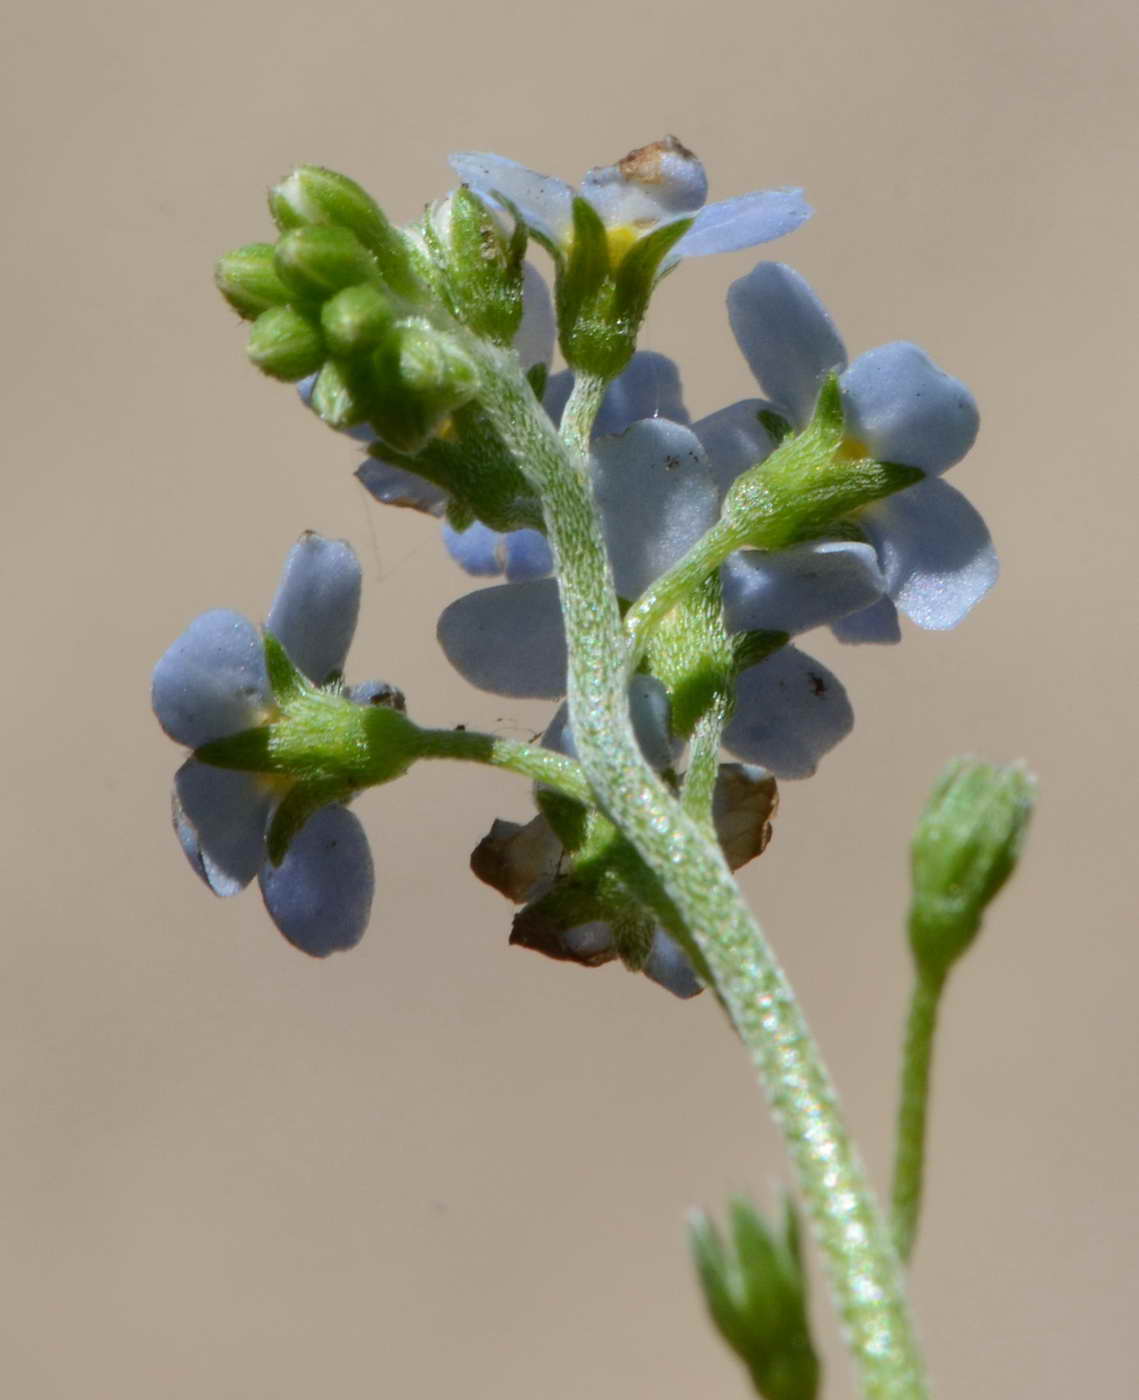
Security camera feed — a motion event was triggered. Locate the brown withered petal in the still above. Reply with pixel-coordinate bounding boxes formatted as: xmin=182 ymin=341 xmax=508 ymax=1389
xmin=470 ymin=814 xmax=564 ymax=903
xmin=713 ymin=764 xmax=778 ymax=872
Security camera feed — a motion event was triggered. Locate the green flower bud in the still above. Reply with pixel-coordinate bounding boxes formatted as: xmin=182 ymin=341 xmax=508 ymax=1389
xmin=269 ymin=165 xmax=423 ymax=301
xmin=320 ymin=283 xmax=397 ymax=356
xmin=274 ymin=226 xmax=380 ymax=301
xmin=908 ymin=757 xmax=1036 ymax=979
xmin=689 ymin=1196 xmax=820 ymax=1400
xmin=215 ymin=242 xmax=292 ymax=320
xmin=309 ymin=359 xmax=368 ymax=429
xmin=246 ymin=305 xmax=324 ymax=381
xmin=420 ymin=187 xmax=526 ymax=345
xmin=367 ymin=325 xmax=480 ymax=453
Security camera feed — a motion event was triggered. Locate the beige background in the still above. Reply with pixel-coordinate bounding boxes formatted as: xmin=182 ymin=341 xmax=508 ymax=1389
xmin=4 ymin=0 xmax=1137 ymax=1395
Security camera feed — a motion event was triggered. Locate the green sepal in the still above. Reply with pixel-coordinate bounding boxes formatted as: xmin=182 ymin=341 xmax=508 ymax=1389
xmin=269 ymin=165 xmax=423 ymax=301
xmin=908 ymin=757 xmax=1036 ymax=980
xmin=246 ymin=305 xmax=324 ymax=382
xmin=321 ymin=283 xmax=397 ymax=357
xmin=265 ymin=783 xmax=346 ymax=866
xmin=689 ymin=1195 xmax=820 ymax=1400
xmin=732 ymin=630 xmax=790 ymax=674
xmin=723 ymin=375 xmax=925 ymax=549
xmin=274 ymin=226 xmax=381 ymax=301
xmin=558 ymin=196 xmax=610 ymax=323
xmin=610 ymin=216 xmax=692 ymax=327
xmin=363 ymin=389 xmax=545 ymax=537
xmin=757 ymin=408 xmax=792 ymax=445
xmin=215 ymin=243 xmax=292 ymax=320
xmin=194 ymin=726 xmax=275 ymax=773
xmin=263 ymin=631 xmax=308 ymax=706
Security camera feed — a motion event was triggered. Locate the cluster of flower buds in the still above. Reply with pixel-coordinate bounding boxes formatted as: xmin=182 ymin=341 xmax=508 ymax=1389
xmin=158 ymin=138 xmax=999 ymax=998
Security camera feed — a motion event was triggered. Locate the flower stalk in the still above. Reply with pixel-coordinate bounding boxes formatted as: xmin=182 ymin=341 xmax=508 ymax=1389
xmin=470 ymin=339 xmax=928 ymax=1400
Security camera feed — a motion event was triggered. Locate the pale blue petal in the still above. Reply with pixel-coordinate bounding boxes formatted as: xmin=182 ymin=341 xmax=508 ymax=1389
xmin=449 ymin=152 xmax=575 ymax=246
xmin=841 ymin=343 xmax=979 ymax=475
xmin=594 ymin=351 xmax=690 ymax=435
xmin=581 ymin=140 xmax=707 ymax=225
xmin=673 ymin=188 xmax=812 ymax=259
xmin=348 ymin=679 xmax=406 ymax=710
xmin=724 ymin=647 xmax=853 ymax=778
xmin=642 ymin=930 xmax=702 ymax=999
xmin=297 ymin=375 xmax=376 ymax=444
xmin=443 ymin=521 xmax=505 ymax=576
xmin=173 ymin=760 xmax=273 ymax=896
xmin=516 ymin=262 xmax=555 ymax=369
xmin=722 ymin=541 xmax=886 ymax=636
xmin=259 ymin=804 xmax=374 ymax=956
xmin=691 ymin=399 xmax=776 ymax=497
xmin=727 ymin=262 xmax=847 ymax=427
xmin=562 ymin=923 xmax=617 ymax=960
xmin=859 ymin=478 xmax=998 ymax=629
xmin=356 ymin=459 xmax=449 ymax=516
xmin=591 ymin=420 xmax=719 ymax=599
xmin=504 ymin=529 xmax=554 ymax=581
xmin=830 ymin=596 xmax=902 ymax=645
xmin=441 ymin=523 xmax=552 ymax=581
xmin=437 ymin=578 xmax=566 ymax=698
xmin=152 ymin=609 xmax=269 ymax=748
xmin=265 ymin=532 xmax=361 ymax=684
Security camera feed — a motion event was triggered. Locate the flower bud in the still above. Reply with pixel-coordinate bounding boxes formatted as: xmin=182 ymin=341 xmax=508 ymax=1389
xmin=246 ymin=305 xmax=324 ymax=381
xmin=274 ymin=226 xmax=380 ymax=301
xmin=689 ymin=1196 xmax=820 ymax=1400
xmin=309 ymin=359 xmax=368 ymax=429
xmin=269 ymin=165 xmax=423 ymax=301
xmin=215 ymin=243 xmax=292 ymax=320
xmin=367 ymin=325 xmax=480 ymax=453
xmin=422 ymin=187 xmax=526 ymax=344
xmin=908 ymin=757 xmax=1036 ymax=980
xmin=320 ymin=283 xmax=397 ymax=356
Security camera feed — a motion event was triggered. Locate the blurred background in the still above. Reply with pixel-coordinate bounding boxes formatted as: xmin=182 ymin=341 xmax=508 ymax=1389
xmin=5 ymin=0 xmax=1136 ymax=1394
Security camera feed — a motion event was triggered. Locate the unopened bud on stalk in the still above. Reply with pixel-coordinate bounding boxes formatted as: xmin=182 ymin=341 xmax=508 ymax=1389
xmin=908 ymin=757 xmax=1036 ymax=980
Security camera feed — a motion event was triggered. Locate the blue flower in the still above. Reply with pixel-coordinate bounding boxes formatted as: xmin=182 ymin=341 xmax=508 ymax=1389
xmin=719 ymin=262 xmax=997 ymax=641
xmin=151 ymin=533 xmax=382 ymax=956
xmin=437 ymin=416 xmax=881 ymax=778
xmin=449 ymin=136 xmax=811 ymax=264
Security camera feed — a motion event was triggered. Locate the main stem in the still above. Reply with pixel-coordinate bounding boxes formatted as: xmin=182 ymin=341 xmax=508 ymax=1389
xmin=890 ymin=968 xmax=946 ymax=1265
xmin=477 ymin=350 xmax=927 ymax=1399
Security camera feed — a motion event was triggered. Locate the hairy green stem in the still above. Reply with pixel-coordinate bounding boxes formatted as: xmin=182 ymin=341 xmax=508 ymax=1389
xmin=471 ymin=344 xmax=928 ymax=1399
xmin=890 ymin=969 xmax=947 ymax=1265
xmin=414 ymin=726 xmax=591 ymax=803
xmin=624 ymin=516 xmax=750 ymax=661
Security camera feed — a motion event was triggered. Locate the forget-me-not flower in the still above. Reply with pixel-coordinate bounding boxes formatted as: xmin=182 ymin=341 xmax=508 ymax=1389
xmin=717 ymin=261 xmax=997 ymax=642
xmin=450 ymin=136 xmax=811 ymax=266
xmin=152 ymin=532 xmax=383 ymax=956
